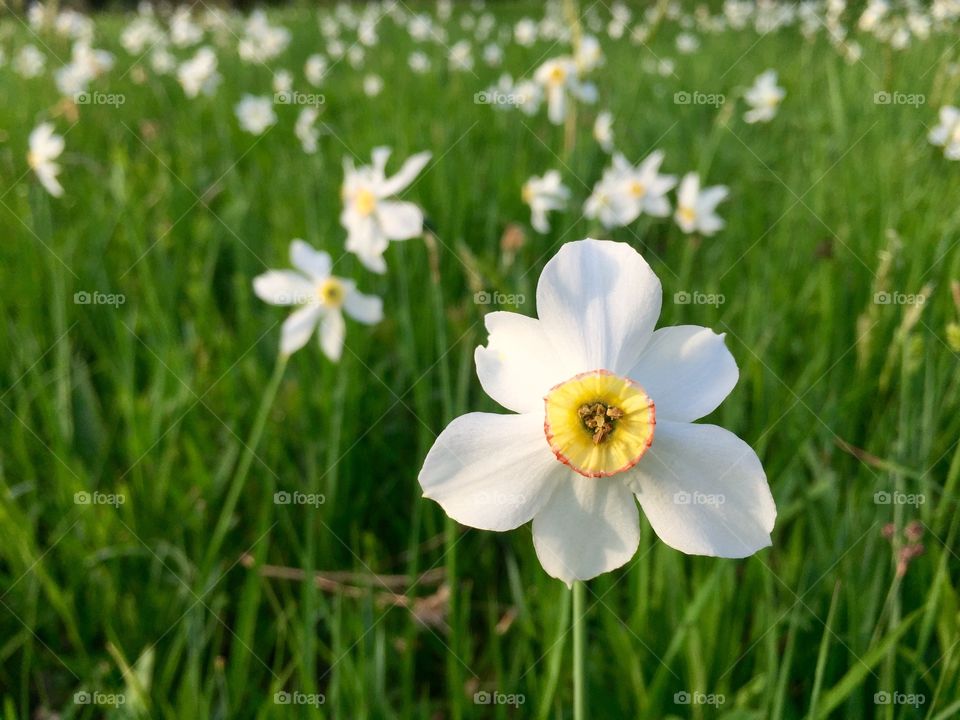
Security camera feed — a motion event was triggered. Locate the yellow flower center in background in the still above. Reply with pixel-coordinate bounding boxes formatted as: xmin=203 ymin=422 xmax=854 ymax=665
xmin=548 ymin=65 xmax=567 ymax=84
xmin=678 ymin=205 xmax=696 ymax=224
xmin=544 ymin=370 xmax=655 ymax=478
xmin=629 ymin=180 xmax=647 ymax=198
xmin=354 ymin=187 xmax=377 ymax=216
xmin=521 ymin=184 xmax=534 ymax=203
xmin=317 ymin=278 xmax=345 ymax=308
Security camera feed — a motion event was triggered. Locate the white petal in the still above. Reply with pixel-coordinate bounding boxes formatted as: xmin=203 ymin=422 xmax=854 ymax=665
xmin=280 ymin=304 xmax=321 ymax=355
xmin=343 ymin=288 xmax=383 ymax=325
xmin=253 ymin=270 xmax=314 ymax=305
xmin=419 ymin=412 xmax=564 ymax=531
xmin=376 ymin=201 xmax=423 ymax=240
xmin=319 ymin=310 xmax=345 ymax=361
xmin=629 ymin=420 xmax=776 ymax=557
xmin=628 ymin=326 xmax=738 ymax=422
xmin=532 ymin=474 xmax=640 ymax=584
xmin=475 ymin=312 xmax=579 ymax=414
xmin=536 ymin=238 xmax=661 ymax=374
xmin=289 ymin=239 xmax=331 ymax=281
xmin=379 ymin=151 xmax=432 ymax=196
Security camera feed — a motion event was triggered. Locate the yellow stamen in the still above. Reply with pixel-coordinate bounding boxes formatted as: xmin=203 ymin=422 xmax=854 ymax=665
xmin=678 ymin=206 xmax=696 ymax=225
xmin=629 ymin=180 xmax=647 ymax=198
xmin=547 ymin=65 xmax=567 ymax=85
xmin=544 ymin=370 xmax=655 ymax=478
xmin=354 ymin=187 xmax=377 ymax=216
xmin=317 ymin=278 xmax=345 ymax=308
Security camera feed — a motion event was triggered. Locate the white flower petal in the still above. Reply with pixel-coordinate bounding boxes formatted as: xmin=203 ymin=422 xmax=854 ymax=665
xmin=532 ymin=474 xmax=640 ymax=584
xmin=290 ymin=239 xmax=331 ymax=281
xmin=536 ymin=238 xmax=661 ymax=374
xmin=419 ymin=412 xmax=564 ymax=531
xmin=379 ymin=150 xmax=432 ymax=196
xmin=253 ymin=270 xmax=314 ymax=306
xmin=475 ymin=311 xmax=578 ymax=414
xmin=376 ymin=201 xmax=423 ymax=240
xmin=280 ymin=304 xmax=321 ymax=355
xmin=319 ymin=309 xmax=345 ymax=361
xmin=343 ymin=288 xmax=383 ymax=325
xmin=628 ymin=326 xmax=738 ymax=422
xmin=629 ymin=420 xmax=776 ymax=557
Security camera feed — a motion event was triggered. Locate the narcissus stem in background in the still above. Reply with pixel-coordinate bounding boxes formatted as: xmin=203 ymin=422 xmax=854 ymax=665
xmin=203 ymin=352 xmax=289 ymax=572
xmin=572 ymin=580 xmax=586 ymax=720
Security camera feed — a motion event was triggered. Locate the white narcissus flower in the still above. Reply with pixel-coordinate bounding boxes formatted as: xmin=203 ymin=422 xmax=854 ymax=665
xmin=295 ymin=107 xmax=320 ymax=154
xmin=28 ymin=123 xmax=65 ymax=198
xmin=362 ymin=74 xmax=384 ymax=97
xmin=253 ymin=239 xmax=383 ymax=360
xmin=234 ymin=94 xmax=277 ymax=135
xmin=305 ymin=54 xmax=328 ymax=86
xmin=743 ymin=69 xmax=786 ymax=124
xmin=340 ymin=147 xmax=432 ymax=273
xmin=533 ymin=56 xmax=596 ymax=125
xmin=522 ymin=170 xmax=570 ymax=234
xmin=593 ymin=110 xmax=614 ymax=152
xmin=584 ymin=152 xmax=677 ymax=229
xmin=177 ymin=46 xmax=221 ymax=98
xmin=418 ymin=239 xmax=775 ymax=584
xmin=929 ymin=106 xmax=960 ymax=160
xmin=674 ymin=172 xmax=729 ymax=236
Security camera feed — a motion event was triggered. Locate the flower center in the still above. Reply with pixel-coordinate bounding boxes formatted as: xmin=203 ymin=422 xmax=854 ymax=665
xmin=629 ymin=180 xmax=647 ymax=198
xmin=548 ymin=65 xmax=567 ymax=84
xmin=544 ymin=370 xmax=655 ymax=478
xmin=354 ymin=187 xmax=377 ymax=216
xmin=678 ymin=205 xmax=696 ymax=224
xmin=521 ymin=183 xmax=534 ymax=203
xmin=317 ymin=277 xmax=345 ymax=308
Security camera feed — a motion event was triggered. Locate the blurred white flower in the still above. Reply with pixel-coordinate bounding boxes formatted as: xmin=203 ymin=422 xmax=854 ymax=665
xmin=483 ymin=42 xmax=503 ymax=67
xmin=238 ymin=11 xmax=290 ymax=63
xmin=419 ymin=239 xmax=775 ymax=583
xmin=523 ymin=170 xmax=570 ymax=233
xmin=14 ymin=45 xmax=46 ymax=78
xmin=408 ymin=51 xmax=431 ymax=74
xmin=295 ymin=107 xmax=320 ymax=154
xmin=341 ymin=147 xmax=432 ymax=273
xmin=929 ymin=106 xmax=960 ymax=160
xmin=150 ymin=48 xmax=176 ymax=75
xmin=534 ymin=56 xmax=597 ymax=125
xmin=676 ymin=32 xmax=700 ymax=53
xmin=273 ymin=69 xmax=293 ymax=96
xmin=593 ymin=111 xmax=614 ymax=152
xmin=234 ymin=95 xmax=277 ymax=135
xmin=449 ymin=40 xmax=474 ymax=72
xmin=170 ymin=7 xmax=203 ymax=47
xmin=177 ymin=46 xmax=221 ymax=98
xmin=120 ymin=16 xmax=164 ymax=55
xmin=28 ymin=122 xmax=65 ymax=198
xmin=743 ymin=69 xmax=785 ymax=124
xmin=585 ymin=152 xmax=677 ymax=228
xmin=253 ymin=239 xmax=383 ymax=360
xmin=362 ymin=74 xmax=383 ymax=97
xmin=575 ymin=35 xmax=604 ymax=72
xmin=674 ymin=173 xmax=728 ymax=235
xmin=515 ymin=18 xmax=538 ymax=46
xmin=347 ymin=45 xmax=365 ymax=68
xmin=305 ymin=54 xmax=328 ymax=86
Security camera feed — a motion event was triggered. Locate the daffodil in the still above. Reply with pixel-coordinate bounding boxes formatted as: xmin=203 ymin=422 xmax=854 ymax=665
xmin=674 ymin=172 xmax=729 ymax=236
xmin=522 ymin=170 xmax=571 ymax=234
xmin=234 ymin=94 xmax=277 ymax=135
xmin=340 ymin=147 xmax=432 ymax=274
xmin=929 ymin=106 xmax=960 ymax=160
xmin=593 ymin=111 xmax=614 ymax=152
xmin=253 ymin=239 xmax=383 ymax=360
xmin=533 ymin=56 xmax=597 ymax=125
xmin=584 ymin=152 xmax=676 ymax=229
xmin=28 ymin=122 xmax=65 ymax=198
xmin=743 ymin=69 xmax=785 ymax=124
xmin=419 ymin=239 xmax=775 ymax=583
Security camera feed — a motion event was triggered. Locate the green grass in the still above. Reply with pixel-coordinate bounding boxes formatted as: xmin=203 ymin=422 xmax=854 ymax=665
xmin=2 ymin=2 xmax=960 ymax=718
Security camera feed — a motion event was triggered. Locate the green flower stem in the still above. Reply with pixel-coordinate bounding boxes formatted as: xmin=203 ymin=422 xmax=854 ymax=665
xmin=573 ymin=580 xmax=587 ymax=720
